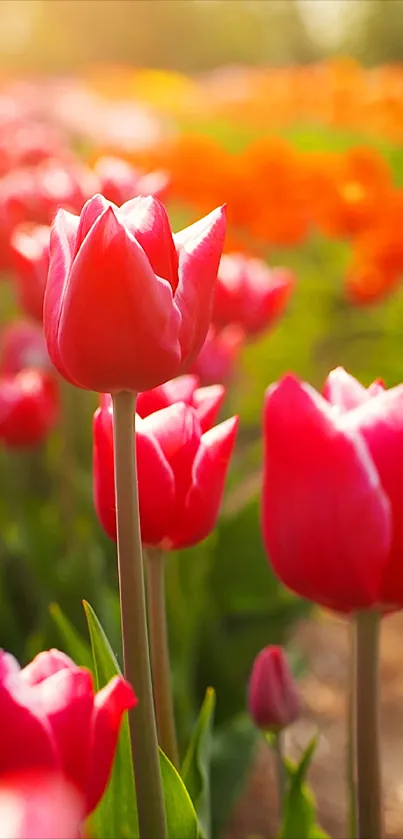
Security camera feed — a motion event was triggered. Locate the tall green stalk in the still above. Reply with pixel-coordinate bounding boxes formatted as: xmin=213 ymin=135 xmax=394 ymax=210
xmin=112 ymin=391 xmax=167 ymax=839
xmin=354 ymin=609 xmax=382 ymax=839
xmin=146 ymin=548 xmax=179 ymax=767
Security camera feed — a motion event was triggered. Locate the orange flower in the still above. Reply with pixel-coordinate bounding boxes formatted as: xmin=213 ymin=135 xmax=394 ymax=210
xmin=346 ymin=190 xmax=403 ymax=303
xmin=311 ymin=147 xmax=393 ymax=240
xmin=232 ymin=137 xmax=311 ymax=247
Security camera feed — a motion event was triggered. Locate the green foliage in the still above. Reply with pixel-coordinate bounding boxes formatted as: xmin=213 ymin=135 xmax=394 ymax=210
xmin=182 ymin=688 xmax=216 ymax=839
xmin=210 ymin=714 xmax=259 ymax=839
xmin=279 ymin=737 xmax=329 ymax=839
xmin=83 ymin=601 xmax=199 ymax=839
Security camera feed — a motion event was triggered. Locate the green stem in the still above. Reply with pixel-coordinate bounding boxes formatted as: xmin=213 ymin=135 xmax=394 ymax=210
xmin=112 ymin=391 xmax=167 ymax=839
xmin=348 ymin=619 xmax=357 ymax=839
xmin=146 ymin=548 xmax=179 ymax=767
xmin=354 ymin=609 xmax=382 ymax=839
xmin=274 ymin=731 xmax=285 ymax=823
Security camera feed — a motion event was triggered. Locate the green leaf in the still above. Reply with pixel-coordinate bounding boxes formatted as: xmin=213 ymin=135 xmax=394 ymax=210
xmin=83 ymin=600 xmax=199 ymax=839
xmin=182 ymin=687 xmax=216 ymax=839
xmin=279 ymin=736 xmax=329 ymax=839
xmin=49 ymin=602 xmax=94 ymax=672
xmin=83 ymin=600 xmax=138 ymax=839
xmin=210 ymin=714 xmax=259 ymax=839
xmin=161 ymin=752 xmax=199 ymax=839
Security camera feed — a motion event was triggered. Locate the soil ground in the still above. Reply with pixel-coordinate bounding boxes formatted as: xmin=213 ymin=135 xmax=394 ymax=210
xmin=227 ymin=611 xmax=403 ymax=839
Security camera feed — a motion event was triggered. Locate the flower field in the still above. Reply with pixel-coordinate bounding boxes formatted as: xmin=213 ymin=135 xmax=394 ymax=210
xmin=1 ymin=47 xmax=403 ymax=838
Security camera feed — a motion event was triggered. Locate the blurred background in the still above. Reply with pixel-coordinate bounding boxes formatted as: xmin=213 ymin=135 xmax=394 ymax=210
xmin=1 ymin=1 xmax=403 ymax=837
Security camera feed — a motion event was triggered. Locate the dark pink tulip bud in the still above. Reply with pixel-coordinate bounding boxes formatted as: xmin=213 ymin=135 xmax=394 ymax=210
xmin=248 ymin=645 xmax=300 ymax=732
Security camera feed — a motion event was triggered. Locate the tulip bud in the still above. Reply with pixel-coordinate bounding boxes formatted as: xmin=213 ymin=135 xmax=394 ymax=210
xmin=248 ymin=646 xmax=300 ymax=732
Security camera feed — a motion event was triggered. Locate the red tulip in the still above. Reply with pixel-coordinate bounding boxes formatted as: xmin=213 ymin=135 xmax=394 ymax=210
xmin=262 ymin=373 xmax=392 ymax=612
xmin=324 ymin=367 xmax=403 ymax=607
xmin=248 ymin=646 xmax=300 ymax=731
xmin=0 ymin=648 xmax=136 ymax=820
xmin=0 ymin=771 xmax=84 ymax=839
xmin=10 ymin=224 xmax=50 ymax=322
xmin=213 ymin=253 xmax=294 ymax=337
xmin=44 ymin=194 xmax=226 ymax=393
xmin=0 ymin=369 xmax=59 ymax=447
xmin=190 ymin=324 xmax=245 ymax=386
xmin=1 ymin=321 xmax=50 ymax=375
xmin=94 ymin=156 xmax=169 ymax=205
xmin=94 ymin=399 xmax=238 ymax=548
xmin=0 ymin=159 xmax=96 ymax=271
xmin=136 ymin=374 xmax=225 ymax=432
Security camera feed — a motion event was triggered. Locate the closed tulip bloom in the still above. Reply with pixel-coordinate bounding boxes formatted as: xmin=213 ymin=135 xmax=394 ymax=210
xmin=136 ymin=374 xmax=225 ymax=432
xmin=213 ymin=253 xmax=294 ymax=337
xmin=0 ymin=649 xmax=136 ymax=819
xmin=324 ymin=367 xmax=403 ymax=607
xmin=10 ymin=224 xmax=50 ymax=323
xmin=190 ymin=324 xmax=245 ymax=386
xmin=0 ymin=369 xmax=59 ymax=447
xmin=94 ymin=399 xmax=238 ymax=548
xmin=1 ymin=321 xmax=50 ymax=375
xmin=44 ymin=194 xmax=226 ymax=393
xmin=262 ymin=374 xmax=392 ymax=612
xmin=94 ymin=156 xmax=169 ymax=205
xmin=248 ymin=646 xmax=300 ymax=731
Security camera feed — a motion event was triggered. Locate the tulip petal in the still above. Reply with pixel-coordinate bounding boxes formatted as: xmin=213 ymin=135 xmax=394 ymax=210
xmin=0 ymin=771 xmax=84 ymax=839
xmin=57 ymin=207 xmax=182 ymax=392
xmin=136 ymin=374 xmax=198 ymax=418
xmin=43 ymin=209 xmax=81 ymax=384
xmin=120 ymin=195 xmax=179 ymax=290
xmin=262 ymin=375 xmax=392 ymax=612
xmin=74 ymin=193 xmax=112 ymax=256
xmin=142 ymin=402 xmax=201 ymax=518
xmin=31 ymin=667 xmax=94 ymax=802
xmin=0 ymin=680 xmax=58 ymax=776
xmin=323 ymin=366 xmax=372 ymax=411
xmin=171 ymin=414 xmax=238 ymax=548
xmin=86 ymin=676 xmax=136 ymax=814
xmin=174 ymin=206 xmax=226 ymax=364
xmin=136 ymin=421 xmax=176 ymax=546
xmin=21 ymin=650 xmax=76 ymax=686
xmin=342 ymin=384 xmax=403 ymax=606
xmin=192 ymin=384 xmax=225 ymax=432
xmin=93 ymin=405 xmax=116 ymax=540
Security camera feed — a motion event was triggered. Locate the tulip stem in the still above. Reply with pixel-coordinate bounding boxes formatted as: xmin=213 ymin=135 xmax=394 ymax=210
xmin=348 ymin=620 xmax=357 ymax=839
xmin=146 ymin=548 xmax=179 ymax=767
xmin=354 ymin=609 xmax=382 ymax=839
xmin=274 ymin=732 xmax=286 ymax=820
xmin=112 ymin=391 xmax=167 ymax=839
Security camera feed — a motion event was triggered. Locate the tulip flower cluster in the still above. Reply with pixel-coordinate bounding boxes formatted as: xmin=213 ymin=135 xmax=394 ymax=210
xmin=0 ymin=63 xmax=401 ymax=839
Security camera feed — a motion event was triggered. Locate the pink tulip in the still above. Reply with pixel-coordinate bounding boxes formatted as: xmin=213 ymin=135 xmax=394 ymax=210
xmin=94 ymin=399 xmax=238 ymax=548
xmin=136 ymin=374 xmax=225 ymax=433
xmin=262 ymin=373 xmax=393 ymax=612
xmin=190 ymin=324 xmax=245 ymax=386
xmin=10 ymin=223 xmax=50 ymax=323
xmin=44 ymin=194 xmax=226 ymax=393
xmin=1 ymin=321 xmax=50 ymax=375
xmin=94 ymin=156 xmax=169 ymax=205
xmin=0 ymin=368 xmax=59 ymax=447
xmin=0 ymin=648 xmax=136 ymax=821
xmin=214 ymin=253 xmax=294 ymax=338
